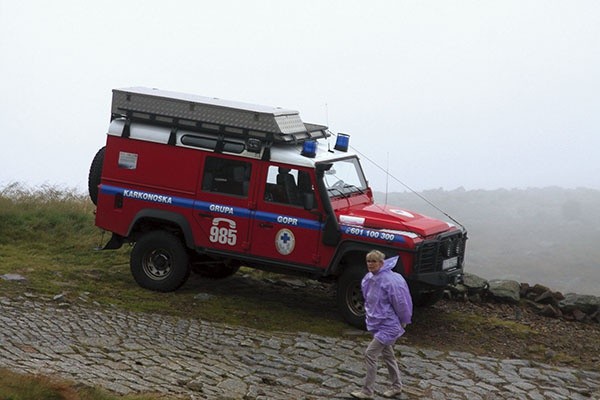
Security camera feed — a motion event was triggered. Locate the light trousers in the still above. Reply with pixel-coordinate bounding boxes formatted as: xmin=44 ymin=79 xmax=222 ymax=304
xmin=362 ymin=337 xmax=403 ymax=396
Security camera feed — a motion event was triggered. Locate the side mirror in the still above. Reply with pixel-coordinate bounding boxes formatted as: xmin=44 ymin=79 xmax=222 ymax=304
xmin=303 ymin=192 xmax=315 ymax=210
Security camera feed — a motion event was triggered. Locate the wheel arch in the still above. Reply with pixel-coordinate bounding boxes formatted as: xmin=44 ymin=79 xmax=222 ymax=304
xmin=326 ymin=241 xmax=406 ymax=278
xmin=127 ymin=209 xmax=195 ymax=249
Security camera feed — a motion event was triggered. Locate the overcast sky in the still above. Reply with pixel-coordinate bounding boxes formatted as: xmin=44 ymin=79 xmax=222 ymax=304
xmin=1 ymin=1 xmax=599 ymax=193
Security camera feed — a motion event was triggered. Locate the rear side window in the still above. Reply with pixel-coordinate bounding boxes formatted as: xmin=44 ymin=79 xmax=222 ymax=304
xmin=202 ymin=156 xmax=251 ymax=197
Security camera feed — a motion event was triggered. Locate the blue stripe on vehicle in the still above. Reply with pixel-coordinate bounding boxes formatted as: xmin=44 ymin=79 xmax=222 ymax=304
xmin=193 ymin=200 xmax=252 ymax=219
xmin=254 ymin=210 xmax=323 ymax=230
xmin=99 ymin=184 xmax=322 ymax=230
xmin=340 ymin=224 xmax=406 ymax=243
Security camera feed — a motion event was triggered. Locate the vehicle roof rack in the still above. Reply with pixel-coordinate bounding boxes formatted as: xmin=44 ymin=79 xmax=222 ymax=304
xmin=111 ymin=87 xmax=329 ymax=144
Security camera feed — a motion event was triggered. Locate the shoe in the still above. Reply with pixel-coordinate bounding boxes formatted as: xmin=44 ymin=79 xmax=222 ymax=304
xmin=350 ymin=390 xmax=374 ymax=399
xmin=382 ymin=388 xmax=403 ymax=398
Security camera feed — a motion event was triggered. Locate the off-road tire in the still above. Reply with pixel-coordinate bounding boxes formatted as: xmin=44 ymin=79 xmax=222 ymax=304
xmin=88 ymin=146 xmax=105 ymax=205
xmin=336 ymin=264 xmax=368 ymax=329
xmin=130 ymin=231 xmax=190 ymax=292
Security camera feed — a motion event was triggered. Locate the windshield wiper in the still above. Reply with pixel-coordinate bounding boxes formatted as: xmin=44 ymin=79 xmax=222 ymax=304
xmin=327 ymin=187 xmax=348 ymax=198
xmin=343 ymin=184 xmax=365 ymax=194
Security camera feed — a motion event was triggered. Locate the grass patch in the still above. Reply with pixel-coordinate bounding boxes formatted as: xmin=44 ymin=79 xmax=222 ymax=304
xmin=0 ymin=183 xmax=348 ymax=337
xmin=441 ymin=310 xmax=536 ymax=339
xmin=0 ymin=368 xmax=170 ymax=400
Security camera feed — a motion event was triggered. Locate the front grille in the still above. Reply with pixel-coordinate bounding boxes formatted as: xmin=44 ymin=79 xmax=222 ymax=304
xmin=414 ymin=232 xmax=466 ymax=274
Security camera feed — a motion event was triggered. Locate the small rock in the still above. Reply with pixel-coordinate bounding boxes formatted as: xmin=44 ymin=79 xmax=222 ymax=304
xmin=539 ymin=304 xmax=561 ymax=318
xmin=279 ymin=278 xmax=306 ymax=288
xmin=186 ymin=379 xmax=204 ymax=392
xmin=0 ymin=273 xmax=26 ymax=282
xmin=194 ymin=293 xmax=213 ymax=301
xmin=545 ymin=349 xmax=556 ymax=360
xmin=572 ymin=308 xmax=588 ymax=322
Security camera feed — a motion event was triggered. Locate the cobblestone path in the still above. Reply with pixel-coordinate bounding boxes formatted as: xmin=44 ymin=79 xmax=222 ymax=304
xmin=1 ymin=297 xmax=598 ymax=399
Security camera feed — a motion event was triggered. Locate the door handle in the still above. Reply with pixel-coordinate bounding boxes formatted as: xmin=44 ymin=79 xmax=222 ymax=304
xmin=260 ymin=222 xmax=273 ymax=229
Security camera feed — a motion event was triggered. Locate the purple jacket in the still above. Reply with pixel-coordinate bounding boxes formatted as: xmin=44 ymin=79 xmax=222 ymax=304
xmin=361 ymin=256 xmax=413 ymax=345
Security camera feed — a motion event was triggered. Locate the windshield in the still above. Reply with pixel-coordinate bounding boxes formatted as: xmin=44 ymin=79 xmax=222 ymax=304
xmin=322 ymin=157 xmax=368 ymax=197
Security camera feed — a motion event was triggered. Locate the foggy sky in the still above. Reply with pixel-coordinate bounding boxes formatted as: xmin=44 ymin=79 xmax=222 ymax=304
xmin=1 ymin=1 xmax=599 ymax=193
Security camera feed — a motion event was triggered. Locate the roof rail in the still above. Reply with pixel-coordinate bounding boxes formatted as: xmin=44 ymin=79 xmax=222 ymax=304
xmin=111 ymin=87 xmax=329 ymax=144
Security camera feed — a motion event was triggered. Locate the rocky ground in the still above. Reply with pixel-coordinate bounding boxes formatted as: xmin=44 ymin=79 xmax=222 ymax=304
xmin=1 ymin=271 xmax=599 ymax=399
xmin=194 ymin=272 xmax=600 ymax=372
xmin=267 ymin=274 xmax=600 ymax=372
xmin=408 ymin=299 xmax=600 ymax=371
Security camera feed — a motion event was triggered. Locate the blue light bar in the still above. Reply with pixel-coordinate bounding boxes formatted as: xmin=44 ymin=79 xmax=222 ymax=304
xmin=301 ymin=140 xmax=317 ymax=158
xmin=334 ymin=133 xmax=350 ymax=152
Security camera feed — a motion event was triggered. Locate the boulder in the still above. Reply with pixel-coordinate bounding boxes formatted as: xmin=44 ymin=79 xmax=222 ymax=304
xmin=487 ymin=279 xmax=521 ymax=303
xmin=534 ymin=290 xmax=560 ymax=306
xmin=462 ymin=273 xmax=488 ymax=292
xmin=529 ymin=283 xmax=551 ymax=296
xmin=539 ymin=304 xmax=561 ymax=318
xmin=559 ymin=293 xmax=600 ymax=315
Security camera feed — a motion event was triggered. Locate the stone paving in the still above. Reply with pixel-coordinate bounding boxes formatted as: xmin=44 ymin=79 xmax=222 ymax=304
xmin=0 ymin=296 xmax=599 ymax=399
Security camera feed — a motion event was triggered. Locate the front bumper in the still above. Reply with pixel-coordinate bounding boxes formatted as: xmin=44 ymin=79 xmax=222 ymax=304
xmin=411 ymin=230 xmax=467 ymax=287
xmin=410 ymin=268 xmax=463 ymax=287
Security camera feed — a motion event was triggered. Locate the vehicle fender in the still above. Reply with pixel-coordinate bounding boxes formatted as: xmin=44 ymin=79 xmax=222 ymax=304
xmin=326 ymin=241 xmax=405 ymax=277
xmin=128 ymin=209 xmax=195 ymax=248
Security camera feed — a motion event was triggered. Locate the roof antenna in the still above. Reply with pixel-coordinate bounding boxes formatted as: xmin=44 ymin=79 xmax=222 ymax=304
xmin=326 ymin=103 xmax=334 ymax=153
xmin=351 ymin=146 xmax=466 ymax=231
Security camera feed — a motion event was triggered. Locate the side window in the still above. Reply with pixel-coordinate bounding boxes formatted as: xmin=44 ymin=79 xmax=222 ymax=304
xmin=202 ymin=156 xmax=251 ymax=197
xmin=264 ymin=165 xmax=313 ymax=206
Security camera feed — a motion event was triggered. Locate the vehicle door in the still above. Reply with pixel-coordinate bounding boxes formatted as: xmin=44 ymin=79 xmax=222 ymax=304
xmin=250 ymin=165 xmax=323 ymax=265
xmin=193 ymin=155 xmax=253 ymax=253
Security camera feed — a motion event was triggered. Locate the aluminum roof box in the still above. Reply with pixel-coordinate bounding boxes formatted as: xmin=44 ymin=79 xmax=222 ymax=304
xmin=111 ymin=87 xmax=328 ymax=143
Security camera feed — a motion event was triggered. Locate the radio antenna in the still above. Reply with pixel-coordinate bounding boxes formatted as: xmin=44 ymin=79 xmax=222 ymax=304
xmin=351 ymin=146 xmax=466 ymax=231
xmin=385 ymin=152 xmax=389 ymax=205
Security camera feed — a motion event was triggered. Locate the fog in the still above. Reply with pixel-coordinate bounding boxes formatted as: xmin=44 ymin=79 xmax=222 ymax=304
xmin=377 ymin=187 xmax=600 ymax=297
xmin=1 ymin=2 xmax=598 ymax=295
xmin=1 ymin=1 xmax=599 ymax=192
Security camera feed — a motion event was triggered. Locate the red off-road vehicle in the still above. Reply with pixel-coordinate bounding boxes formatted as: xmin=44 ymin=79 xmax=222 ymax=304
xmin=89 ymin=87 xmax=466 ymax=327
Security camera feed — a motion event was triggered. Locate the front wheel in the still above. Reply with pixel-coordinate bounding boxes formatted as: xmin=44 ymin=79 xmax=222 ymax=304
xmin=130 ymin=231 xmax=190 ymax=292
xmin=336 ymin=264 xmax=367 ymax=329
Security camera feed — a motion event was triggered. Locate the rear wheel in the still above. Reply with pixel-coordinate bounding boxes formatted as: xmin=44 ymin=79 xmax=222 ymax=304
xmin=88 ymin=147 xmax=105 ymax=205
xmin=336 ymin=264 xmax=367 ymax=329
xmin=130 ymin=231 xmax=190 ymax=292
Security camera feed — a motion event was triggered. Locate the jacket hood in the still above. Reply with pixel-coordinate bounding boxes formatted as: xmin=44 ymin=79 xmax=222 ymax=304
xmin=381 ymin=256 xmax=399 ymax=272
xmin=338 ymin=203 xmax=453 ymax=238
